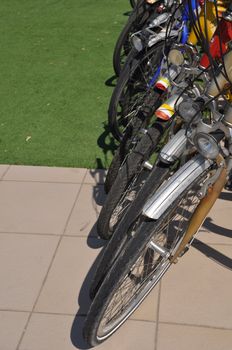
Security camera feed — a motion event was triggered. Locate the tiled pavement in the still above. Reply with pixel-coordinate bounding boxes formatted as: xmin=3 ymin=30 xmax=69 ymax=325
xmin=0 ymin=164 xmax=231 ymax=350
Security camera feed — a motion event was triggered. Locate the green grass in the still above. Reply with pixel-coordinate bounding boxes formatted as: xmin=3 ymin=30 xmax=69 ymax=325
xmin=0 ymin=0 xmax=129 ymax=168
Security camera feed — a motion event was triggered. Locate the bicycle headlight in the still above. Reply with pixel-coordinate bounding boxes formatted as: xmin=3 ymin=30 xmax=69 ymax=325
xmin=194 ymin=133 xmax=220 ymax=160
xmin=177 ymin=99 xmax=204 ymax=123
xmin=168 ymin=49 xmax=184 ymax=66
xmin=131 ymin=29 xmax=153 ymax=52
xmin=131 ymin=34 xmax=143 ymax=52
xmin=168 ymin=44 xmax=198 ymax=68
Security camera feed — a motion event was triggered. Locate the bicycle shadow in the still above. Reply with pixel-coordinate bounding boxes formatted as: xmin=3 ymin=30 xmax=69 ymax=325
xmin=70 ymin=236 xmax=107 ymax=349
xmin=193 ymin=238 xmax=232 ymax=270
xmin=96 ymin=123 xmax=118 ymax=170
xmin=218 ymin=190 xmax=232 ymax=202
xmin=70 ymin=179 xmax=108 ymax=349
xmin=70 ymin=226 xmax=108 ymax=349
xmin=105 ymin=75 xmax=117 ymax=88
xmin=193 ymin=189 xmax=232 ymax=270
xmin=70 ymin=218 xmax=232 ymax=348
xmin=202 ymin=217 xmax=232 ymax=240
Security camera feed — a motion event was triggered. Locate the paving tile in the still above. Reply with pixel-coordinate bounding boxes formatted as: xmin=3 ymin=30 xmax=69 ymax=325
xmin=0 ymin=181 xmax=80 ymax=234
xmin=65 ymin=184 xmax=106 ymax=236
xmin=0 ymin=234 xmax=59 ymax=311
xmin=0 ymin=311 xmax=29 ymax=350
xmin=20 ymin=314 xmax=156 ymax=350
xmin=84 ymin=169 xmax=107 ymax=185
xmin=131 ymin=286 xmax=159 ymax=322
xmin=0 ymin=164 xmax=9 ymax=179
xmin=35 ymin=236 xmax=157 ymax=322
xmin=3 ymin=165 xmax=87 ymax=183
xmin=159 ymin=245 xmax=232 ymax=329
xmin=35 ymin=237 xmax=103 ymax=315
xmin=157 ymin=323 xmax=232 ymax=350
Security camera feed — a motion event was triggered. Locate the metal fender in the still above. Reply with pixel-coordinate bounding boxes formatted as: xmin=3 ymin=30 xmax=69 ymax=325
xmin=143 ymin=155 xmax=213 ymax=220
xmin=147 ymin=29 xmax=179 ymax=48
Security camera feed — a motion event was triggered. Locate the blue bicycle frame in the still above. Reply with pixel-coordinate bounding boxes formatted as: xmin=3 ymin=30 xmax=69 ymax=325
xmin=148 ymin=0 xmax=199 ymax=88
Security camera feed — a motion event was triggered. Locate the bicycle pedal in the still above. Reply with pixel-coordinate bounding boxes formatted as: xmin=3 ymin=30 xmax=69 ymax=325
xmin=140 ymin=128 xmax=148 ymax=135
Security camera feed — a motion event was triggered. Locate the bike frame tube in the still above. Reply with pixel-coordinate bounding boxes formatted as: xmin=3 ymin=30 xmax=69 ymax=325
xmin=200 ymin=17 xmax=232 ymax=69
xmin=187 ymin=0 xmax=218 ymax=46
xmin=148 ymin=0 xmax=199 ymax=88
xmin=180 ymin=0 xmax=199 ymax=43
xmin=170 ymin=154 xmax=227 ymax=262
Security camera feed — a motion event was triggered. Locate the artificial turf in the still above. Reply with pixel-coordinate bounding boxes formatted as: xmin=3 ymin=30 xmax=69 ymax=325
xmin=0 ymin=0 xmax=129 ymax=168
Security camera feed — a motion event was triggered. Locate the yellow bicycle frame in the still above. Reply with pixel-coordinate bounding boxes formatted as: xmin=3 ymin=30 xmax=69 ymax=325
xmin=188 ymin=0 xmax=230 ymax=45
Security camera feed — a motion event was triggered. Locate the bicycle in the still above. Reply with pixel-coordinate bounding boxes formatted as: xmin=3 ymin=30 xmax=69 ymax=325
xmin=83 ymin=1 xmax=232 ymax=345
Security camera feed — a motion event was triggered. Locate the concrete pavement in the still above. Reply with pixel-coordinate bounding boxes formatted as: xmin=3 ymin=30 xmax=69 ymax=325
xmin=0 ymin=164 xmax=231 ymax=350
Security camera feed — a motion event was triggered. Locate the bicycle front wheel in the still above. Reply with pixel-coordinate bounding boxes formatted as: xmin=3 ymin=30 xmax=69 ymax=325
xmin=97 ymin=122 xmax=167 ymax=239
xmin=109 ymin=42 xmax=164 ymax=141
xmin=84 ymin=170 xmax=206 ymax=346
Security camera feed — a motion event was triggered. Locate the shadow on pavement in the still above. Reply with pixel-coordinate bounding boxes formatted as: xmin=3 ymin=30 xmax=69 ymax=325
xmin=203 ymin=217 xmax=232 ymax=239
xmin=193 ymin=238 xmax=232 ymax=271
xmin=88 ymin=167 xmax=106 ymax=187
xmin=219 ymin=190 xmax=232 ymax=201
xmin=71 ymin=189 xmax=107 ymax=349
xmin=70 ymin=177 xmax=232 ymax=348
xmin=70 ymin=228 xmax=107 ymax=349
xmin=70 ymin=316 xmax=90 ymax=349
xmin=97 ymin=124 xmax=118 ymax=168
xmin=194 ymin=208 xmax=232 ymax=270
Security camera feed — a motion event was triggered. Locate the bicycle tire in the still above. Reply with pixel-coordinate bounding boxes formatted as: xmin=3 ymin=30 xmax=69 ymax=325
xmin=109 ymin=41 xmax=165 ymax=141
xmin=84 ymin=170 xmax=207 ymax=346
xmin=104 ymin=114 xmax=145 ymax=194
xmin=104 ymin=90 xmax=161 ymax=194
xmin=90 ymin=162 xmax=171 ymax=299
xmin=130 ymin=0 xmax=138 ymax=8
xmin=104 ymin=148 xmax=123 ymax=194
xmin=97 ymin=121 xmax=168 ymax=240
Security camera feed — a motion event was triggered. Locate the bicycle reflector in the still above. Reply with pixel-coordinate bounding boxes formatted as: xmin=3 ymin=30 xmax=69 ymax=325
xmin=193 ymin=133 xmax=220 ymax=159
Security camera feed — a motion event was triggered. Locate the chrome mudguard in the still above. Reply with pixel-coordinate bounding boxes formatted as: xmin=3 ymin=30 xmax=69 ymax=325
xmin=143 ymin=155 xmax=213 ymax=220
xmin=147 ymin=29 xmax=179 ymax=48
xmin=159 ymin=129 xmax=187 ymax=164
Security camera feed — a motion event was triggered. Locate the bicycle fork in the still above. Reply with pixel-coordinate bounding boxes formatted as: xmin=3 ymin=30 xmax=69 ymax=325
xmin=170 ymin=155 xmax=227 ymax=263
